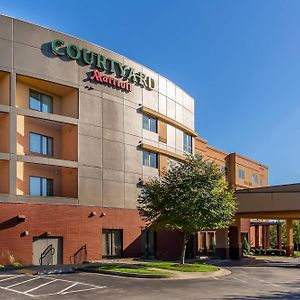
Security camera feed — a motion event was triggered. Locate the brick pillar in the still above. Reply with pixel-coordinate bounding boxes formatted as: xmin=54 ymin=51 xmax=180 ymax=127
xmin=277 ymin=224 xmax=282 ymax=250
xmin=262 ymin=225 xmax=267 ymax=249
xmin=229 ymin=219 xmax=242 ymax=260
xmin=255 ymin=225 xmax=259 ymax=248
xmin=286 ymin=219 xmax=294 ymax=256
xmin=266 ymin=225 xmax=270 ymax=249
xmin=215 ymin=229 xmax=229 ymax=259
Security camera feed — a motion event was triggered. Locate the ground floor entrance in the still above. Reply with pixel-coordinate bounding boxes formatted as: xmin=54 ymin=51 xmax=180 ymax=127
xmin=32 ymin=237 xmax=63 ymax=265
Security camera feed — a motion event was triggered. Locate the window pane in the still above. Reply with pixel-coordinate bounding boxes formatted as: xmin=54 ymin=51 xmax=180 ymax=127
xmin=29 ymin=91 xmax=41 ymax=111
xmin=41 ymin=95 xmax=53 ymax=113
xmin=29 ymin=133 xmax=41 ymax=153
xmin=150 ymin=118 xmax=157 ymax=133
xmin=143 ymin=151 xmax=149 ymax=166
xmin=41 ymin=178 xmax=47 ymax=196
xmin=30 ymin=177 xmax=41 ymax=196
xmin=47 ymin=137 xmax=53 ymax=156
xmin=47 ymin=179 xmax=53 ymax=196
xmin=143 ymin=115 xmax=149 ymax=130
xmin=150 ymin=153 xmax=157 ymax=168
xmin=41 ymin=136 xmax=48 ymax=155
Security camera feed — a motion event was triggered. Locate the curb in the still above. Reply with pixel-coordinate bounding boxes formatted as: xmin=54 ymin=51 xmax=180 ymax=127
xmin=77 ymin=266 xmax=231 ymax=279
xmin=77 ymin=267 xmax=170 ymax=278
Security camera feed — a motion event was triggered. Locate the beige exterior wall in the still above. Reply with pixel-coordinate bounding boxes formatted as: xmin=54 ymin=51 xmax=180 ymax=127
xmin=0 ymin=15 xmax=196 ymax=209
xmin=0 ymin=71 xmax=9 ymax=106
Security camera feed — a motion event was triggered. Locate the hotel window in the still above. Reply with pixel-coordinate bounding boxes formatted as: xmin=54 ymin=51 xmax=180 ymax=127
xmin=143 ymin=151 xmax=158 ymax=168
xmin=260 ymin=178 xmax=263 ymax=186
xmin=143 ymin=115 xmax=157 ymax=133
xmin=102 ymin=229 xmax=123 ymax=258
xmin=29 ymin=176 xmax=53 ymax=196
xmin=252 ymin=174 xmax=258 ymax=184
xmin=29 ymin=90 xmax=53 ymax=113
xmin=29 ymin=132 xmax=53 ymax=156
xmin=238 ymin=169 xmax=245 ymax=179
xmin=220 ymin=166 xmax=226 ymax=174
xmin=183 ymin=133 xmax=192 ymax=153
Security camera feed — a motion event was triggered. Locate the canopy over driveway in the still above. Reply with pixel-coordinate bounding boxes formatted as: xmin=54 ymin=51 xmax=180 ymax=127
xmin=216 ymin=183 xmax=300 ymax=259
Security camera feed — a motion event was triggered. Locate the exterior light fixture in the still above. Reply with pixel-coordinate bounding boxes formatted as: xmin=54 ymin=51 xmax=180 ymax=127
xmin=89 ymin=211 xmax=97 ymax=217
xmin=100 ymin=212 xmax=106 ymax=217
xmin=17 ymin=215 xmax=26 ymax=222
xmin=21 ymin=231 xmax=29 ymax=237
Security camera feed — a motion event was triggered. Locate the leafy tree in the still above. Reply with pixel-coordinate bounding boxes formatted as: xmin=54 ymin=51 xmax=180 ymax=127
xmin=137 ymin=154 xmax=236 ymax=264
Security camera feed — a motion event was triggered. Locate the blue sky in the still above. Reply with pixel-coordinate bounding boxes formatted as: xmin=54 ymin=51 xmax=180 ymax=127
xmin=1 ymin=0 xmax=300 ymax=185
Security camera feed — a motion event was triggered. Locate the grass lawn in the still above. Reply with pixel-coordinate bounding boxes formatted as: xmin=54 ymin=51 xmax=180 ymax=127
xmin=294 ymin=251 xmax=300 ymax=257
xmin=88 ymin=264 xmax=171 ymax=275
xmin=140 ymin=261 xmax=219 ymax=272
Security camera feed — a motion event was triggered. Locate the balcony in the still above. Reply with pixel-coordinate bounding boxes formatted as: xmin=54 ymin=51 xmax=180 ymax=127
xmin=0 ymin=160 xmax=9 ymax=194
xmin=0 ymin=71 xmax=9 ymax=107
xmin=0 ymin=112 xmax=9 ymax=153
xmin=17 ymin=115 xmax=78 ymax=162
xmin=17 ymin=162 xmax=78 ymax=198
xmin=16 ymin=74 xmax=78 ymax=119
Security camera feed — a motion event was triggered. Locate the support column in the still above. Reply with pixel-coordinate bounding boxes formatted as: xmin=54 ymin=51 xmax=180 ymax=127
xmin=277 ymin=223 xmax=282 ymax=250
xmin=229 ymin=218 xmax=242 ymax=260
xmin=255 ymin=225 xmax=259 ymax=248
xmin=215 ymin=228 xmax=229 ymax=259
xmin=266 ymin=225 xmax=270 ymax=249
xmin=286 ymin=219 xmax=294 ymax=256
xmin=262 ymin=225 xmax=267 ymax=250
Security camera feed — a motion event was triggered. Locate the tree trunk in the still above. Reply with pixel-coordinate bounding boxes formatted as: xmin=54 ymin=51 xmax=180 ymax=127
xmin=180 ymin=231 xmax=188 ymax=265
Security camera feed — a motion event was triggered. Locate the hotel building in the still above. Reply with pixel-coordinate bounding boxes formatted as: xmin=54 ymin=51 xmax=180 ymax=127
xmin=0 ymin=15 xmax=268 ymax=265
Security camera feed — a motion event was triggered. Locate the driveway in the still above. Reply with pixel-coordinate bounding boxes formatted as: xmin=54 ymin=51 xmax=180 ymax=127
xmin=0 ymin=263 xmax=300 ymax=299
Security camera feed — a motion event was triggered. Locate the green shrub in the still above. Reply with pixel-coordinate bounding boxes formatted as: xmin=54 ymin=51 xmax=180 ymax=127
xmin=0 ymin=264 xmax=4 ymax=268
xmin=242 ymin=236 xmax=251 ymax=253
xmin=12 ymin=262 xmax=22 ymax=267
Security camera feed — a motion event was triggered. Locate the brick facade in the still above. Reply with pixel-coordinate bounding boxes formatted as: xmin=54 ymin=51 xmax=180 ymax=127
xmin=0 ymin=203 xmax=144 ymax=265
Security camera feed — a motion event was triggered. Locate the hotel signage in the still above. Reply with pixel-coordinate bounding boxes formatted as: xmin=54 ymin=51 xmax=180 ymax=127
xmin=50 ymin=39 xmax=155 ymax=92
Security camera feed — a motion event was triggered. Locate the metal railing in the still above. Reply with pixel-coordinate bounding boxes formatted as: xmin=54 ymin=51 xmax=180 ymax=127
xmin=39 ymin=244 xmax=55 ymax=265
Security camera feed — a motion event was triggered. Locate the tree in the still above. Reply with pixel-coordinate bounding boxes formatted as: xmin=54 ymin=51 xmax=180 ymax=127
xmin=137 ymin=154 xmax=236 ymax=264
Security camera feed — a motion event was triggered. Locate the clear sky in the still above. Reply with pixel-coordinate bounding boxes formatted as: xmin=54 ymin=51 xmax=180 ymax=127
xmin=1 ymin=0 xmax=299 ymax=185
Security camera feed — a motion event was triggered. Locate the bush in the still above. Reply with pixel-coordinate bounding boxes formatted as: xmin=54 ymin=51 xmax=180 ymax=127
xmin=0 ymin=264 xmax=4 ymax=268
xmin=242 ymin=236 xmax=251 ymax=253
xmin=12 ymin=262 xmax=22 ymax=267
xmin=208 ymin=238 xmax=216 ymax=254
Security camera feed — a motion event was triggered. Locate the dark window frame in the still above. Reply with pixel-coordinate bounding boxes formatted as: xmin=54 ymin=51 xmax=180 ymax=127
xmin=142 ymin=115 xmax=157 ymax=133
xmin=183 ymin=132 xmax=193 ymax=153
xmin=238 ymin=169 xmax=245 ymax=179
xmin=102 ymin=229 xmax=123 ymax=258
xmin=29 ymin=89 xmax=53 ymax=113
xmin=29 ymin=176 xmax=54 ymax=197
xmin=143 ymin=150 xmax=158 ymax=168
xmin=29 ymin=131 xmax=54 ymax=156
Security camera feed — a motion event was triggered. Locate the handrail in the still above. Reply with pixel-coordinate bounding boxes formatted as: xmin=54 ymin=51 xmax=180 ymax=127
xmin=39 ymin=244 xmax=55 ymax=265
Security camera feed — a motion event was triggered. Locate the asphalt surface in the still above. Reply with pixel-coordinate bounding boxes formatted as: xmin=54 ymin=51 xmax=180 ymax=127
xmin=0 ymin=264 xmax=300 ymax=299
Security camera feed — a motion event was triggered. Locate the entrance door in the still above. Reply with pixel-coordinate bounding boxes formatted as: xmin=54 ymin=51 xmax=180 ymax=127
xmin=141 ymin=230 xmax=156 ymax=258
xmin=102 ymin=230 xmax=122 ymax=258
xmin=32 ymin=237 xmax=63 ymax=265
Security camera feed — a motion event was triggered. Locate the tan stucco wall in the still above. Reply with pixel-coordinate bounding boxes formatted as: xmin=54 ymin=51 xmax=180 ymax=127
xmin=0 ymin=160 xmax=9 ymax=194
xmin=0 ymin=112 xmax=9 ymax=153
xmin=0 ymin=72 xmax=9 ymax=105
xmin=16 ymin=161 xmax=77 ymax=198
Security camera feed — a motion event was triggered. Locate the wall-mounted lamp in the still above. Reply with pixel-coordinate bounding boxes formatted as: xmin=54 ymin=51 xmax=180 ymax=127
xmin=17 ymin=215 xmax=26 ymax=222
xmin=100 ymin=212 xmax=106 ymax=218
xmin=89 ymin=211 xmax=97 ymax=217
xmin=20 ymin=231 xmax=29 ymax=237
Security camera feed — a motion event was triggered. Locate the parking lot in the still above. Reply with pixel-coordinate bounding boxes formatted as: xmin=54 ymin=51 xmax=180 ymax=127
xmin=1 ymin=264 xmax=300 ymax=299
xmin=0 ymin=274 xmax=105 ymax=298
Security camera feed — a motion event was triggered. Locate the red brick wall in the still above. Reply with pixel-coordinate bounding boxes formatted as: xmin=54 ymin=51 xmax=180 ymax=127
xmin=0 ymin=203 xmax=144 ymax=265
